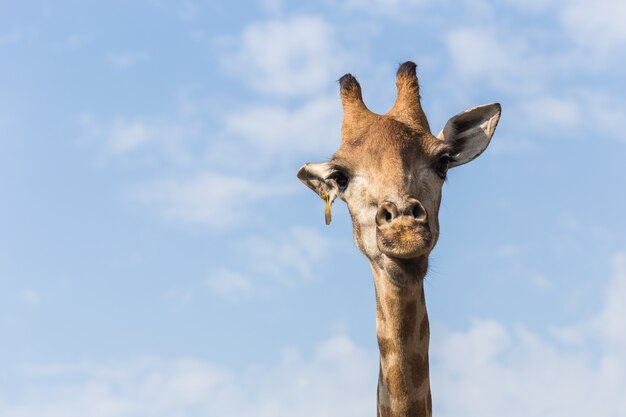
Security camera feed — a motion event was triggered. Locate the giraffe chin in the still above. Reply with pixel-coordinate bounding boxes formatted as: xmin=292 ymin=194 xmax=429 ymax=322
xmin=376 ymin=226 xmax=433 ymax=260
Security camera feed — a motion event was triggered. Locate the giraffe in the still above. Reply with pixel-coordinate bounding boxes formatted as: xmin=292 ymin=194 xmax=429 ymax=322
xmin=297 ymin=61 xmax=501 ymax=417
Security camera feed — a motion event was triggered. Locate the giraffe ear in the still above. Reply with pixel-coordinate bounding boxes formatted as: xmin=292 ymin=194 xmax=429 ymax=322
xmin=437 ymin=103 xmax=501 ymax=167
xmin=296 ymin=162 xmax=337 ymax=199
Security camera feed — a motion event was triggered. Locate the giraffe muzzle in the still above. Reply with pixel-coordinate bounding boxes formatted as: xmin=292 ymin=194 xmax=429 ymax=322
xmin=375 ymin=199 xmax=432 ymax=259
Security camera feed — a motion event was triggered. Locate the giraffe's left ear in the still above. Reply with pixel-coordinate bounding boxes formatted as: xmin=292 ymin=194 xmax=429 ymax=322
xmin=297 ymin=162 xmax=336 ymax=199
xmin=297 ymin=162 xmax=340 ymax=225
xmin=437 ymin=103 xmax=501 ymax=168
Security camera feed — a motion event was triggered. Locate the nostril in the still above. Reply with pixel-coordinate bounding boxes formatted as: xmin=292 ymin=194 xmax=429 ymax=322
xmin=376 ymin=202 xmax=398 ymax=227
xmin=412 ymin=205 xmax=422 ymax=219
xmin=407 ymin=199 xmax=428 ymax=222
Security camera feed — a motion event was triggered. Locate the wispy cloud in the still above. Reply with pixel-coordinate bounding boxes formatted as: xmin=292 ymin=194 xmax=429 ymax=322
xmin=4 ymin=335 xmax=376 ymax=417
xmin=66 ymin=33 xmax=93 ymax=49
xmin=105 ymin=119 xmax=152 ymax=154
xmin=554 ymin=252 xmax=626 ymax=350
xmin=259 ymin=0 xmax=285 ymax=15
xmin=488 ymin=134 xmax=539 ymax=155
xmin=78 ymin=75 xmax=340 ymax=230
xmin=19 ymin=290 xmax=42 ymax=307
xmin=518 ymin=95 xmax=582 ymax=130
xmin=177 ymin=2 xmax=198 ymax=20
xmin=343 ymin=0 xmax=431 ymax=17
xmin=205 ymin=268 xmax=253 ymax=298
xmin=0 ymin=30 xmax=23 ymax=46
xmin=79 ymin=112 xmax=203 ymax=165
xmin=511 ymin=90 xmax=626 ymax=142
xmin=442 ymin=5 xmax=626 ymax=144
xmin=205 ymin=226 xmax=333 ymax=298
xmin=443 ymin=0 xmax=626 ymax=80
xmin=445 ymin=27 xmax=541 ymax=93
xmin=243 ymin=226 xmax=332 ymax=284
xmin=562 ymin=0 xmax=626 ymax=55
xmin=6 ymin=250 xmax=626 ymax=416
xmin=223 ymin=94 xmax=341 ymax=158
xmin=106 ymin=51 xmax=148 ymax=71
xmin=432 ymin=250 xmax=626 ymax=417
xmin=218 ymin=15 xmax=351 ymax=98
xmin=583 ymin=252 xmax=626 ymax=348
xmin=131 ymin=172 xmax=292 ymax=228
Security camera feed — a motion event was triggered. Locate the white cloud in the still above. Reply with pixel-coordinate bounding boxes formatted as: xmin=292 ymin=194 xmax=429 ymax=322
xmin=518 ymin=95 xmax=582 ymax=130
xmin=445 ymin=27 xmax=541 ymax=93
xmin=515 ymin=90 xmax=626 ymax=141
xmin=445 ymin=28 xmax=509 ymax=77
xmin=562 ymin=0 xmax=626 ymax=54
xmin=0 ymin=30 xmax=22 ymax=46
xmin=2 ymin=336 xmax=376 ymax=417
xmin=106 ymin=52 xmax=148 ymax=71
xmin=489 ymin=135 xmax=539 ymax=154
xmin=177 ymin=2 xmax=197 ymax=20
xmin=3 ymin=251 xmax=626 ymax=416
xmin=580 ymin=91 xmax=626 ymax=143
xmin=19 ymin=290 xmax=42 ymax=307
xmin=106 ymin=119 xmax=151 ymax=154
xmin=343 ymin=0 xmax=430 ymax=16
xmin=433 ymin=320 xmax=626 ymax=417
xmin=444 ymin=1 xmax=626 ymax=89
xmin=592 ymin=252 xmax=626 ymax=348
xmin=444 ymin=20 xmax=626 ymax=143
xmin=78 ymin=90 xmax=341 ymax=230
xmin=432 ymin=251 xmax=626 ymax=417
xmin=244 ymin=226 xmax=332 ymax=285
xmin=223 ymin=94 xmax=341 ymax=158
xmin=205 ymin=268 xmax=253 ymax=298
xmin=219 ymin=15 xmax=350 ymax=98
xmin=132 ymin=172 xmax=291 ymax=228
xmin=259 ymin=0 xmax=284 ymax=15
xmin=80 ymin=113 xmax=203 ymax=164
xmin=500 ymin=0 xmax=563 ymax=12
xmin=203 ymin=227 xmax=332 ymax=298
xmin=528 ymin=272 xmax=552 ymax=290
xmin=66 ymin=33 xmax=93 ymax=49
xmin=435 ymin=321 xmax=602 ymax=417
xmin=80 ymin=85 xmax=343 ymax=170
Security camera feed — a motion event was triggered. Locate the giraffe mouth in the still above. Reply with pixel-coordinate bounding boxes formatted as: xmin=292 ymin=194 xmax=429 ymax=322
xmin=376 ymin=220 xmax=433 ymax=259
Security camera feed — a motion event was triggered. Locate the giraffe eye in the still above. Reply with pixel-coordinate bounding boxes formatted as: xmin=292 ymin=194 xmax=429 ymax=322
xmin=328 ymin=171 xmax=349 ymax=192
xmin=436 ymin=155 xmax=453 ymax=179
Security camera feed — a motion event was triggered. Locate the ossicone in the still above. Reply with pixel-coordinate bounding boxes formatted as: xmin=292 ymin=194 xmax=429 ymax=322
xmin=388 ymin=61 xmax=430 ymax=132
xmin=339 ymin=73 xmax=368 ymax=113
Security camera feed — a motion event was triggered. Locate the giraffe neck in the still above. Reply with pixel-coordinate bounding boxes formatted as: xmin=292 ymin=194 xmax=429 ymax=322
xmin=372 ymin=259 xmax=432 ymax=417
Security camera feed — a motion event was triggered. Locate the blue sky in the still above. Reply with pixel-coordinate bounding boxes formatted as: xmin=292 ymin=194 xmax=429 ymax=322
xmin=1 ymin=0 xmax=626 ymax=416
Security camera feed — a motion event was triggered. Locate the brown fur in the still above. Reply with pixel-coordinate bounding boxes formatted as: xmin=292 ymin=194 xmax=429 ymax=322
xmin=297 ymin=61 xmax=501 ymax=417
xmin=337 ymin=66 xmax=439 ymax=416
xmin=375 ymin=270 xmax=431 ymax=417
xmin=388 ymin=62 xmax=431 ymax=132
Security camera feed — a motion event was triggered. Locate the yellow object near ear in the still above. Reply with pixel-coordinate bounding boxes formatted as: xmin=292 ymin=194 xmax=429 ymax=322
xmin=322 ymin=193 xmax=332 ymax=225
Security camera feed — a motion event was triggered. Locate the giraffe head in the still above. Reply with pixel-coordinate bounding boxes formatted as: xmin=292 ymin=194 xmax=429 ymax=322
xmin=298 ymin=62 xmax=500 ymax=282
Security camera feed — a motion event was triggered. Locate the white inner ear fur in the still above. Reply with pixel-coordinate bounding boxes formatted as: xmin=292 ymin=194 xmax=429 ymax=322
xmin=437 ymin=103 xmax=501 ymax=167
xmin=297 ymin=162 xmax=337 ymax=200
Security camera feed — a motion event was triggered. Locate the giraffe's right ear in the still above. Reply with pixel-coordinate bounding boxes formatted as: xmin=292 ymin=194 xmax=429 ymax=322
xmin=296 ymin=162 xmax=336 ymax=199
xmin=437 ymin=103 xmax=501 ymax=167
